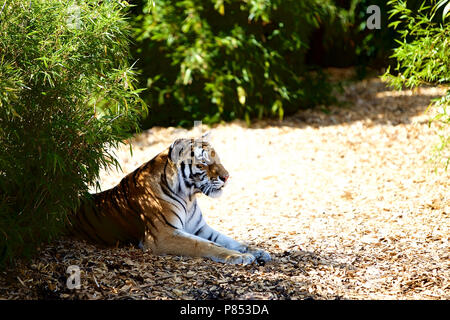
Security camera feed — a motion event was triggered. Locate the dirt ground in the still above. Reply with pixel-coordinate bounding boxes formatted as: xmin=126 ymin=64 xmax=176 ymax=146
xmin=1 ymin=73 xmax=449 ymax=300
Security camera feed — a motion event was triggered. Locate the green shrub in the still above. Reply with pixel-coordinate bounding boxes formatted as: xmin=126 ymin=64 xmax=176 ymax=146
xmin=0 ymin=0 xmax=146 ymax=266
xmin=133 ymin=0 xmax=338 ymax=127
xmin=383 ymin=0 xmax=449 ymax=169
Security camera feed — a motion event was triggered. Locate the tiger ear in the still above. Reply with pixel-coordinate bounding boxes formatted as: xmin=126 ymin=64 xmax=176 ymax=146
xmin=169 ymin=138 xmax=191 ymax=164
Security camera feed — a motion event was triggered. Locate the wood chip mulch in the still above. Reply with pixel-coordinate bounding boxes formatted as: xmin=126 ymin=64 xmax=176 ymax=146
xmin=1 ymin=73 xmax=449 ymax=300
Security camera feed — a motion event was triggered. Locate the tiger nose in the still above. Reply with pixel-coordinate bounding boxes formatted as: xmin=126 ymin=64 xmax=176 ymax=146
xmin=219 ymin=175 xmax=229 ymax=183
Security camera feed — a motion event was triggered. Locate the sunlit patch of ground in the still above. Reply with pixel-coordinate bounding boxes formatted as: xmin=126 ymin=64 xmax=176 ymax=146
xmin=1 ymin=76 xmax=448 ymax=300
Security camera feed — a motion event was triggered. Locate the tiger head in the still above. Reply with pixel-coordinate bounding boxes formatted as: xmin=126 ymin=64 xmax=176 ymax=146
xmin=169 ymin=132 xmax=229 ymax=198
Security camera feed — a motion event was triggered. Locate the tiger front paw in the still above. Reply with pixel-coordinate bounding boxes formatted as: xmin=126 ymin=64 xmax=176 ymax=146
xmin=247 ymin=248 xmax=271 ymax=264
xmin=223 ymin=253 xmax=256 ymax=265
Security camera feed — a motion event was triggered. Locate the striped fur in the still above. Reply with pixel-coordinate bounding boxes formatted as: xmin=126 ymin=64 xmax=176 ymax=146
xmin=67 ymin=135 xmax=271 ymax=265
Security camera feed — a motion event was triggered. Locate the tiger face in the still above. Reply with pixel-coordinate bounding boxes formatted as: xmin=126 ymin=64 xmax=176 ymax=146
xmin=169 ymin=134 xmax=229 ymax=198
xmin=191 ymin=144 xmax=229 ymax=198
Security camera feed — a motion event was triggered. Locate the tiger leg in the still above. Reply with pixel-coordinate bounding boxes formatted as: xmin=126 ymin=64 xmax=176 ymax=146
xmin=148 ymin=229 xmax=256 ymax=265
xmin=193 ymin=224 xmax=271 ymax=263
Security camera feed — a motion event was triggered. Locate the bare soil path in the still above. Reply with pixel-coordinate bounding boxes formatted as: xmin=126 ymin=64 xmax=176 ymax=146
xmin=1 ymin=76 xmax=449 ymax=300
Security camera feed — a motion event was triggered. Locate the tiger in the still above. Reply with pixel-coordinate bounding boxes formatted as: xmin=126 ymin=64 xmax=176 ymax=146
xmin=67 ymin=132 xmax=271 ymax=265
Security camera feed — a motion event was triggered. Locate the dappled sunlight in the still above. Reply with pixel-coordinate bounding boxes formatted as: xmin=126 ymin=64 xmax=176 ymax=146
xmin=374 ymin=86 xmax=446 ymax=99
xmin=0 ymin=72 xmax=447 ymax=301
xmin=4 ymin=76 xmax=447 ymax=300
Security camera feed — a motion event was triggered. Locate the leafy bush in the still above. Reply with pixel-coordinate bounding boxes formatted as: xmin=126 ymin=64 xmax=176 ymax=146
xmin=383 ymin=0 xmax=449 ymax=169
xmin=134 ymin=0 xmax=338 ymax=127
xmin=0 ymin=0 xmax=145 ymax=266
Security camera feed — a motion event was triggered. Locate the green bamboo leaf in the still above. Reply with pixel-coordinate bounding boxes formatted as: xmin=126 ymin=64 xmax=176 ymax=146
xmin=278 ymin=104 xmax=284 ymax=121
xmin=443 ymin=2 xmax=450 ymax=20
xmin=236 ymin=86 xmax=246 ymax=105
xmin=244 ymin=112 xmax=251 ymax=126
xmin=183 ymin=68 xmax=192 ymax=85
